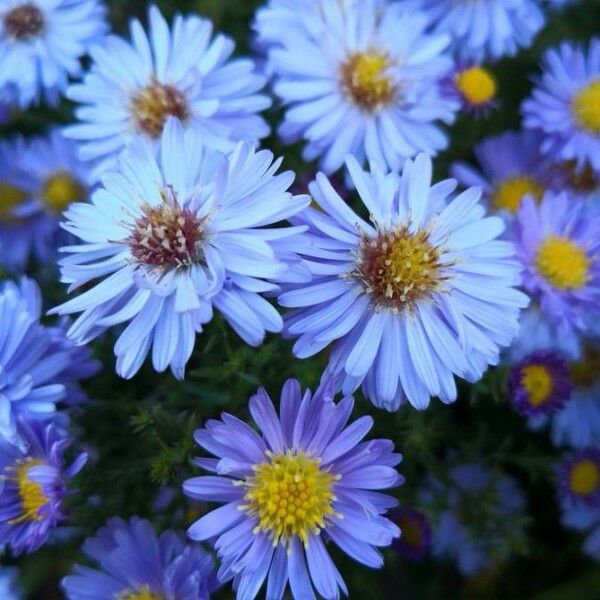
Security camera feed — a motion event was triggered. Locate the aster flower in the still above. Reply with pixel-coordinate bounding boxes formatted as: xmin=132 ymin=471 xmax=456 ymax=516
xmin=507 ymin=308 xmax=600 ymax=447
xmin=0 ymin=277 xmax=99 ymax=443
xmin=280 ymin=154 xmax=528 ymax=411
xmin=508 ymin=350 xmax=572 ymax=417
xmin=556 ymin=449 xmax=600 ymax=561
xmin=183 ymin=379 xmax=402 ymax=600
xmin=451 ymin=130 xmax=547 ymax=217
xmin=420 ymin=463 xmax=526 ymax=575
xmin=445 ymin=64 xmax=498 ymax=116
xmin=0 ymin=0 xmax=107 ymax=108
xmin=266 ymin=0 xmax=458 ymax=174
xmin=512 ymin=194 xmax=600 ymax=345
xmin=51 ymin=118 xmax=309 ymax=380
xmin=0 ymin=418 xmax=87 ymax=555
xmin=65 ymin=4 xmax=270 ymax=180
xmin=522 ymin=40 xmax=600 ymax=173
xmin=0 ymin=130 xmax=92 ymax=272
xmin=62 ymin=516 xmax=216 ymax=600
xmin=390 ymin=506 xmax=431 ymax=561
xmin=414 ymin=0 xmax=545 ymax=62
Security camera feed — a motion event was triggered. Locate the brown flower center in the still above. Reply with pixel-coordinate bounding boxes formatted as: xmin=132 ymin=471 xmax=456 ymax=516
xmin=126 ymin=189 xmax=205 ymax=271
xmin=4 ymin=3 xmax=44 ymax=41
xmin=354 ymin=226 xmax=445 ymax=311
xmin=130 ymin=81 xmax=189 ymax=138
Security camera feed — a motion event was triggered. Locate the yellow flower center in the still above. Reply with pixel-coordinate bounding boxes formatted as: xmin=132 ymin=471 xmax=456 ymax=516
xmin=520 ymin=364 xmax=554 ymax=406
xmin=356 ymin=227 xmax=443 ymax=311
xmin=117 ymin=586 xmax=163 ymax=600
xmin=42 ymin=171 xmax=84 ymax=211
xmin=535 ymin=235 xmax=590 ymax=290
xmin=572 ymin=79 xmax=600 ymax=134
xmin=569 ymin=459 xmax=600 ymax=496
xmin=131 ymin=80 xmax=189 ymax=138
xmin=242 ymin=450 xmax=338 ymax=545
xmin=0 ymin=182 xmax=27 ymax=218
xmin=340 ymin=52 xmax=395 ymax=112
xmin=492 ymin=176 xmax=544 ymax=213
xmin=7 ymin=459 xmax=48 ymax=524
xmin=454 ymin=66 xmax=496 ymax=106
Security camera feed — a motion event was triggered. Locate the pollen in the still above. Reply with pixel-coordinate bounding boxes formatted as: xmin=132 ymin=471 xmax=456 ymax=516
xmin=340 ymin=51 xmax=396 ymax=112
xmin=355 ymin=227 xmax=444 ymax=311
xmin=117 ymin=586 xmax=163 ymax=600
xmin=572 ymin=79 xmax=600 ymax=134
xmin=520 ymin=364 xmax=553 ymax=407
xmin=535 ymin=235 xmax=590 ymax=290
xmin=131 ymin=80 xmax=189 ymax=138
xmin=6 ymin=459 xmax=48 ymax=525
xmin=569 ymin=459 xmax=600 ymax=497
xmin=126 ymin=188 xmax=205 ymax=271
xmin=42 ymin=171 xmax=84 ymax=212
xmin=492 ymin=176 xmax=544 ymax=213
xmin=454 ymin=66 xmax=497 ymax=106
xmin=3 ymin=3 xmax=44 ymax=41
xmin=241 ymin=450 xmax=338 ymax=545
xmin=0 ymin=182 xmax=27 ymax=218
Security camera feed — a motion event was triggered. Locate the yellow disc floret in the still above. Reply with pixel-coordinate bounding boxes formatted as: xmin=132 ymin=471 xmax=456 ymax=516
xmin=131 ymin=80 xmax=189 ymax=138
xmin=42 ymin=171 xmax=84 ymax=212
xmin=492 ymin=176 xmax=544 ymax=213
xmin=117 ymin=586 xmax=163 ymax=600
xmin=572 ymin=79 xmax=600 ymax=134
xmin=535 ymin=235 xmax=590 ymax=290
xmin=340 ymin=52 xmax=395 ymax=112
xmin=242 ymin=450 xmax=338 ymax=545
xmin=455 ymin=66 xmax=497 ymax=106
xmin=356 ymin=226 xmax=443 ymax=311
xmin=569 ymin=459 xmax=600 ymax=496
xmin=520 ymin=364 xmax=554 ymax=406
xmin=7 ymin=459 xmax=48 ymax=524
xmin=0 ymin=182 xmax=27 ymax=219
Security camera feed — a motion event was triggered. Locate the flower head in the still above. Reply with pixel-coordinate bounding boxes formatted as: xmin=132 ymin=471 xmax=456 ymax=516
xmin=65 ymin=5 xmax=270 ymax=179
xmin=390 ymin=506 xmax=431 ymax=561
xmin=420 ymin=462 xmax=526 ymax=575
xmin=557 ymin=449 xmax=600 ymax=508
xmin=0 ymin=277 xmax=99 ymax=443
xmin=265 ymin=0 xmax=457 ymax=174
xmin=414 ymin=0 xmax=545 ymax=61
xmin=281 ymin=154 xmax=528 ymax=410
xmin=522 ymin=40 xmax=600 ymax=173
xmin=183 ymin=379 xmax=402 ymax=600
xmin=0 ymin=130 xmax=92 ymax=271
xmin=51 ymin=118 xmax=308 ymax=380
xmin=0 ymin=418 xmax=87 ymax=554
xmin=447 ymin=64 xmax=497 ymax=115
xmin=452 ymin=130 xmax=547 ymax=217
xmin=0 ymin=0 xmax=107 ymax=108
xmin=62 ymin=516 xmax=216 ymax=600
xmin=512 ymin=193 xmax=600 ymax=343
xmin=508 ymin=350 xmax=572 ymax=417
